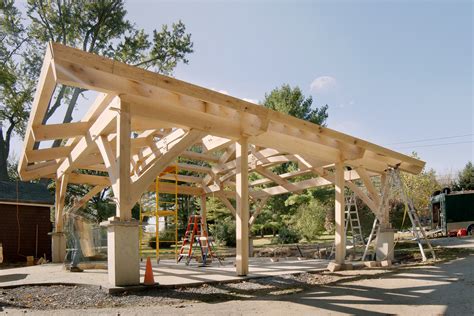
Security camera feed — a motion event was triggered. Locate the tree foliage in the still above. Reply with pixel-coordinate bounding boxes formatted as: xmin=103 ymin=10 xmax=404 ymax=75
xmin=400 ymin=153 xmax=441 ymax=216
xmin=0 ymin=0 xmax=34 ymax=180
xmin=263 ymin=84 xmax=328 ymax=125
xmin=294 ymin=198 xmax=328 ymax=241
xmin=252 ymin=84 xmax=330 ymax=234
xmin=454 ymin=161 xmax=474 ymax=191
xmin=0 ymin=0 xmax=194 ymax=180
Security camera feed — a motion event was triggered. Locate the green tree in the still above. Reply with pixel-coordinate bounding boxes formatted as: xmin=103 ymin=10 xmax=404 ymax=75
xmin=400 ymin=153 xmax=441 ymax=217
xmin=263 ymin=84 xmax=328 ymax=125
xmin=26 ymin=0 xmax=193 ymax=126
xmin=260 ymin=84 xmax=329 ymax=231
xmin=454 ymin=161 xmax=474 ymax=191
xmin=0 ymin=0 xmax=34 ymax=180
xmin=294 ymin=198 xmax=328 ymax=241
xmin=0 ymin=0 xmax=194 ymax=180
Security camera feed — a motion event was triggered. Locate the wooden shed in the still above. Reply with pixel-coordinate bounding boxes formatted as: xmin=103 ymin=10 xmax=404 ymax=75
xmin=0 ymin=181 xmax=53 ymax=263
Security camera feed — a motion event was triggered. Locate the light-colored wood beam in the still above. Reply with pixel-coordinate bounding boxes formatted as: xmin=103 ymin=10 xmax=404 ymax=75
xmin=236 ymin=137 xmax=249 ymax=276
xmin=32 ymin=122 xmax=89 ymax=141
xmin=18 ymin=44 xmax=56 ymax=180
xmin=56 ymin=98 xmax=119 ymax=178
xmin=26 ymin=146 xmax=71 ymax=163
xmin=334 ymin=162 xmax=345 ymax=264
xmin=130 ymin=129 xmax=205 ymax=204
xmin=250 ymin=169 xmax=312 ymax=187
xmin=356 ymin=167 xmax=381 ymax=206
xmin=249 ymin=196 xmax=269 ymax=226
xmin=68 ymin=185 xmax=105 ymax=213
xmin=254 ymin=167 xmax=300 ymax=192
xmin=95 ymin=136 xmax=119 ymax=198
xmin=54 ymin=174 xmax=69 ymax=233
xmin=115 ymin=101 xmax=132 ymax=220
xmin=202 ymin=136 xmax=233 ymax=153
xmin=179 ymin=150 xmax=219 ymax=163
xmin=216 ymin=192 xmax=236 ymax=217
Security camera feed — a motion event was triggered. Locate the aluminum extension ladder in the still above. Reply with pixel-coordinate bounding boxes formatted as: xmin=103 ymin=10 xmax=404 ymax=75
xmin=328 ymin=192 xmax=366 ymax=259
xmin=362 ymin=168 xmax=436 ymax=262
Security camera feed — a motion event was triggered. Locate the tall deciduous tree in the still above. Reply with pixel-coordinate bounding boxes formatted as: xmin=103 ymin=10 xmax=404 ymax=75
xmin=0 ymin=0 xmax=194 ymax=180
xmin=0 ymin=0 xmax=33 ymax=180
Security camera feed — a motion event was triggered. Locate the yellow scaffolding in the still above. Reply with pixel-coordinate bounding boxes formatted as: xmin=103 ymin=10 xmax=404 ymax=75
xmin=139 ymin=165 xmax=179 ymax=263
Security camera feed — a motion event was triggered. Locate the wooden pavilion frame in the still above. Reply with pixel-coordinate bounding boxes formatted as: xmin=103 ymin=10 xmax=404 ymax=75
xmin=18 ymin=42 xmax=425 ymax=286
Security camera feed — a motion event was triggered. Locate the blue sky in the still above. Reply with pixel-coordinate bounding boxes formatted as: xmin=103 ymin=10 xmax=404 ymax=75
xmin=125 ymin=0 xmax=473 ymax=178
xmin=11 ymin=0 xmax=473 ymax=179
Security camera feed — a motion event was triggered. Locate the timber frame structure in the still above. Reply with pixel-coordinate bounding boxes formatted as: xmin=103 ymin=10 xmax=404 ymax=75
xmin=18 ymin=42 xmax=425 ymax=286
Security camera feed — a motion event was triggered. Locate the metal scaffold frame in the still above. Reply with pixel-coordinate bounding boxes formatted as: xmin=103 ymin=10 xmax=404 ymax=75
xmin=139 ymin=165 xmax=179 ymax=263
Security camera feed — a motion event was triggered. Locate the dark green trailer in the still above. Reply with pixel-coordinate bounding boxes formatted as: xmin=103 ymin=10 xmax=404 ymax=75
xmin=430 ymin=190 xmax=474 ymax=235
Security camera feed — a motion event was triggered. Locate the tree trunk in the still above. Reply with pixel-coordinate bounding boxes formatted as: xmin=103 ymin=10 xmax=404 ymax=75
xmin=0 ymin=128 xmax=10 ymax=180
xmin=51 ymin=88 xmax=83 ymax=148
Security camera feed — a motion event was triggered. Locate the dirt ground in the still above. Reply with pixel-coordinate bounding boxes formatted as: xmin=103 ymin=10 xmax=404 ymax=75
xmin=1 ymin=238 xmax=474 ymax=315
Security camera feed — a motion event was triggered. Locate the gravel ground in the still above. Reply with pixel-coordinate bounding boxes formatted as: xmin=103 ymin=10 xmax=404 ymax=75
xmin=4 ymin=241 xmax=470 ymax=312
xmin=0 ymin=272 xmax=338 ymax=311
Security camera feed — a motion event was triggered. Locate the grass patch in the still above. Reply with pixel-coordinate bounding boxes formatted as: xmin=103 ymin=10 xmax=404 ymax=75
xmin=393 ymin=241 xmax=474 ymax=262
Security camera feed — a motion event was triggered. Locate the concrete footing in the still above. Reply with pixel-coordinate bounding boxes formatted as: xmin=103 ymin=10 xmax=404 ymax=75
xmin=50 ymin=232 xmax=66 ymax=263
xmin=364 ymin=261 xmax=379 ymax=268
xmin=375 ymin=228 xmax=396 ymax=261
xmin=101 ymin=219 xmax=140 ymax=287
xmin=327 ymin=262 xmax=356 ymax=272
xmin=327 ymin=262 xmax=342 ymax=272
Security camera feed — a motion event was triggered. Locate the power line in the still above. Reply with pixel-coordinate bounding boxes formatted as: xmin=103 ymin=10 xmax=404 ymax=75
xmin=386 ymin=133 xmax=474 ymax=145
xmin=393 ymin=140 xmax=474 ymax=149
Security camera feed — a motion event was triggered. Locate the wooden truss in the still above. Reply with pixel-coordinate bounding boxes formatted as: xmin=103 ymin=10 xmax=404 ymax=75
xmin=18 ymin=42 xmax=425 ymax=270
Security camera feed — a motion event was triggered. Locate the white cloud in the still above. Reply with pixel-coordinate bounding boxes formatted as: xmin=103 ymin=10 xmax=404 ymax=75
xmin=211 ymin=88 xmax=229 ymax=95
xmin=243 ymin=98 xmax=258 ymax=104
xmin=337 ymin=99 xmax=355 ymax=109
xmin=310 ymin=76 xmax=337 ymax=93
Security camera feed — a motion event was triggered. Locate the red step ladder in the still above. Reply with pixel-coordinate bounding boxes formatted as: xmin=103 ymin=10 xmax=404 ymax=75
xmin=178 ymin=214 xmax=220 ymax=265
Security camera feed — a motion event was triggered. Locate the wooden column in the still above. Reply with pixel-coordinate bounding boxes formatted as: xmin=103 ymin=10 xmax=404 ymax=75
xmin=200 ymin=195 xmax=207 ymax=227
xmin=334 ymin=162 xmax=345 ymax=264
xmin=52 ymin=174 xmax=68 ymax=263
xmin=235 ymin=137 xmax=249 ymax=276
xmin=104 ymin=100 xmax=139 ymax=286
xmin=54 ymin=174 xmax=69 ymax=232
xmin=116 ymin=101 xmax=132 ymax=220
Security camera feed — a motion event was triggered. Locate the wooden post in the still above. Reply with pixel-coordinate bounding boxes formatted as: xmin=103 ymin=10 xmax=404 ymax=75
xmin=235 ymin=137 xmax=249 ymax=276
xmin=116 ymin=101 xmax=132 ymax=220
xmin=334 ymin=162 xmax=345 ymax=264
xmin=200 ymin=194 xmax=207 ymax=227
xmin=54 ymin=174 xmax=69 ymax=232
xmin=52 ymin=174 xmax=68 ymax=263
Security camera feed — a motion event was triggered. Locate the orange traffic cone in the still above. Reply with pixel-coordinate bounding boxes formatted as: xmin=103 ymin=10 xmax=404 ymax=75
xmin=144 ymin=257 xmax=155 ymax=286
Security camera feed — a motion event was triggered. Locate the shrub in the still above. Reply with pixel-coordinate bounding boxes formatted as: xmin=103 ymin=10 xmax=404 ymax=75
xmin=210 ymin=218 xmax=236 ymax=247
xmin=294 ymin=198 xmax=327 ymax=241
xmin=251 ymin=223 xmax=265 ymax=237
xmin=272 ymin=226 xmax=300 ymax=244
xmin=148 ymin=229 xmax=176 ymax=249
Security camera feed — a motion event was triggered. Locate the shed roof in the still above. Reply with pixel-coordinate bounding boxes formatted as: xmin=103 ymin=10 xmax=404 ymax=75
xmin=17 ymin=42 xmax=425 ymax=206
xmin=0 ymin=181 xmax=54 ymax=206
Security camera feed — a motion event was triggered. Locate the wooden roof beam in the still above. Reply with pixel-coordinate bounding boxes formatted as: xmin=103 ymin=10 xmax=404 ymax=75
xmin=56 ymin=98 xmax=119 ymax=178
xmin=18 ymin=44 xmax=56 ymax=179
xmin=130 ymin=129 xmax=206 ymax=203
xmin=32 ymin=122 xmax=89 ymax=142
